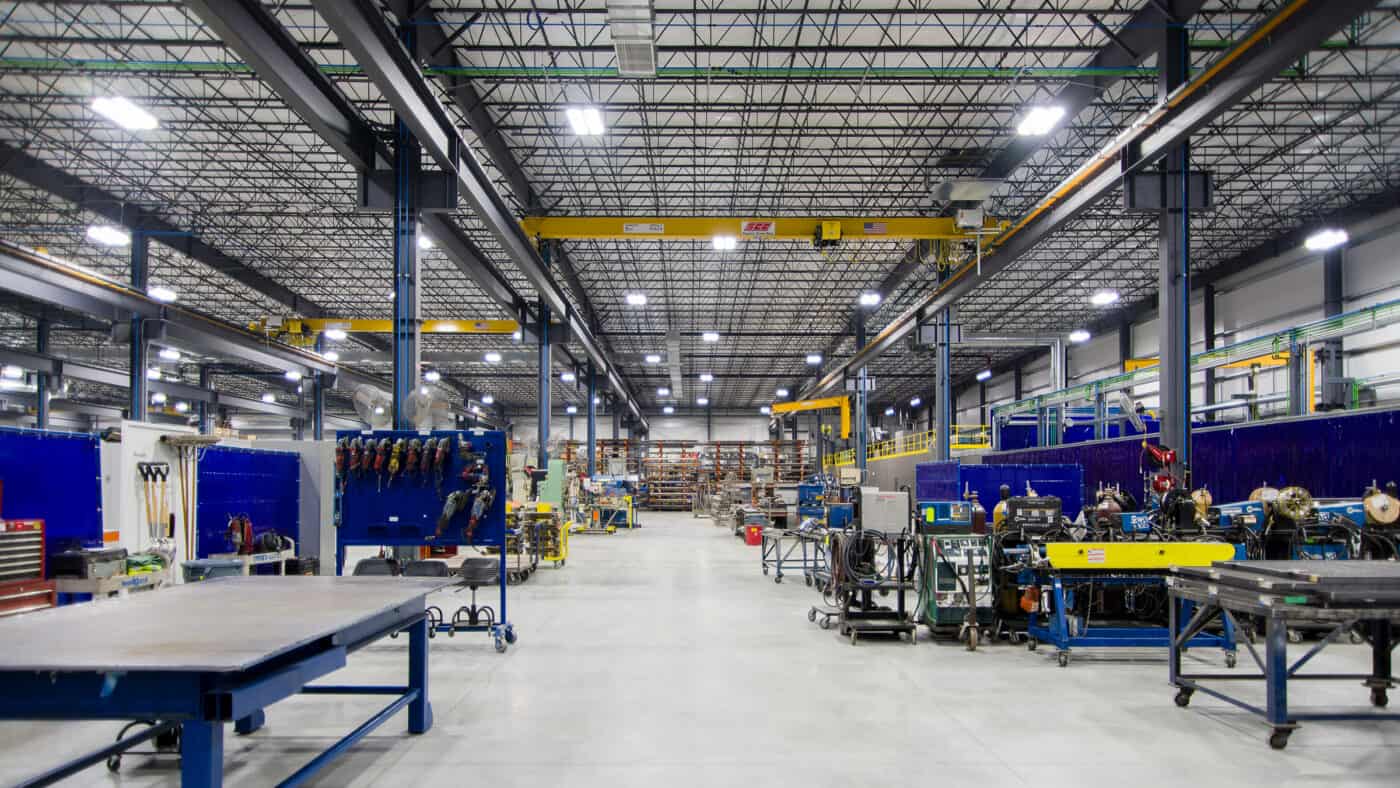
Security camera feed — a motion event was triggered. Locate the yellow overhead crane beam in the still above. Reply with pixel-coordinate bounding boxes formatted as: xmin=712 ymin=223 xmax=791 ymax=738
xmin=771 ymin=395 xmax=851 ymax=440
xmin=519 ymin=216 xmax=1006 ymax=243
xmin=249 ymin=317 xmax=519 ymax=346
xmin=1124 ymin=351 xmax=1291 ymax=373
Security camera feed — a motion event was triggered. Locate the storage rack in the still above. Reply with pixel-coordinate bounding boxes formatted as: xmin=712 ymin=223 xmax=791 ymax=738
xmin=641 ymin=441 xmax=701 ymax=510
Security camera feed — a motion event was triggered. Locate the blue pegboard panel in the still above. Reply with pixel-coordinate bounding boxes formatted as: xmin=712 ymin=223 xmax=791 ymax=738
xmin=916 ymin=460 xmax=1083 ymax=514
xmin=196 ymin=446 xmax=300 ymax=558
xmin=0 ymin=427 xmax=102 ymax=550
xmin=335 ymin=428 xmax=507 ymax=548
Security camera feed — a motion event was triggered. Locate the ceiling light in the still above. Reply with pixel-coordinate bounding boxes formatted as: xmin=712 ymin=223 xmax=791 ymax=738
xmin=373 ymin=405 xmax=385 ymax=415
xmin=174 ymin=401 xmax=189 ymax=413
xmin=482 ymin=394 xmax=495 ymax=405
xmin=884 ymin=407 xmax=895 ymax=416
xmin=86 ymin=225 xmax=130 ymax=247
xmin=712 ymin=235 xmax=737 ymax=251
xmin=151 ymin=392 xmax=167 ymax=405
xmin=424 ymin=370 xmax=441 ymax=382
xmin=697 ymin=397 xmax=709 ymax=406
xmin=625 ymin=292 xmax=648 ymax=306
xmin=1304 ymin=227 xmax=1348 ymax=251
xmin=806 ymin=354 xmax=822 ymax=365
xmin=484 ymin=352 xmax=502 ymax=363
xmin=663 ymin=406 xmax=675 ymax=414
xmin=759 ymin=406 xmax=771 ymax=415
xmin=566 ymin=405 xmax=578 ymax=414
xmin=1090 ymin=289 xmax=1120 ymax=307
xmin=419 ymin=386 xmax=428 ymax=395
xmin=776 ymin=388 xmax=789 ymax=397
xmin=702 ymin=331 xmax=720 ymax=342
xmin=657 ymin=387 xmax=670 ymax=396
xmin=0 ymin=366 xmax=21 ymax=380
xmin=261 ymin=392 xmax=277 ymax=404
xmin=148 ymin=286 xmax=177 ymax=303
xmin=1069 ymin=329 xmax=1091 ymax=343
xmin=561 ymin=371 xmax=576 ymax=382
xmin=1017 ymin=105 xmax=1066 ymax=136
xmin=297 ymin=385 xmax=304 ymax=394
xmin=859 ymin=291 xmax=882 ymax=307
xmin=324 ymin=328 xmax=348 ymax=341
xmin=976 ymin=369 xmax=992 ymax=382
xmin=417 ymin=234 xmax=433 ymax=251
xmin=566 ymin=106 xmax=605 ymax=136
xmin=284 ymin=370 xmax=302 ymax=381
xmin=645 ymin=353 xmax=661 ymax=364
xmin=92 ymin=96 xmax=158 ymax=131
xmin=910 ymin=396 xmax=922 ymax=407
xmin=146 ymin=367 xmax=161 ymax=381
xmin=470 ymin=405 xmax=481 ymax=414
xmin=323 ymin=350 xmax=340 ymax=362
xmin=512 ymin=330 xmax=522 ymax=341
xmin=699 ymin=373 xmax=714 ymax=383
xmin=158 ymin=348 xmax=180 ymax=362
xmin=594 ymin=396 xmax=601 ymax=404
xmin=386 ymin=291 xmax=396 ymax=301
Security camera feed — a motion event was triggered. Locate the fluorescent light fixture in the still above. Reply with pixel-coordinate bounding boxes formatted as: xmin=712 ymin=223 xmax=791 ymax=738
xmin=424 ymin=370 xmax=441 ymax=382
xmin=86 ymin=224 xmax=130 ymax=247
xmin=859 ymin=291 xmax=882 ymax=307
xmin=512 ymin=330 xmax=522 ymax=341
xmin=324 ymin=328 xmax=348 ymax=341
xmin=470 ymin=405 xmax=481 ymax=414
xmin=910 ymin=396 xmax=922 ymax=407
xmin=566 ymin=106 xmax=605 ymax=136
xmin=976 ymin=369 xmax=992 ymax=382
xmin=806 ymin=354 xmax=822 ymax=365
xmin=151 ymin=392 xmax=168 ymax=405
xmin=1069 ymin=329 xmax=1091 ymax=343
xmin=697 ymin=397 xmax=709 ymax=406
xmin=417 ymin=234 xmax=433 ymax=251
xmin=657 ymin=387 xmax=670 ymax=396
xmin=484 ymin=352 xmax=502 ymax=363
xmin=0 ymin=366 xmax=21 ymax=380
xmin=625 ymin=292 xmax=648 ymax=306
xmin=1090 ymin=289 xmax=1120 ymax=307
xmin=566 ymin=405 xmax=578 ymax=415
xmin=760 ymin=406 xmax=771 ymax=415
xmin=92 ymin=96 xmax=158 ymax=131
xmin=284 ymin=370 xmax=302 ymax=381
xmin=158 ymin=348 xmax=181 ymax=362
xmin=702 ymin=331 xmax=720 ymax=342
xmin=594 ymin=396 xmax=601 ymax=404
xmin=1304 ymin=227 xmax=1348 ymax=251
xmin=663 ymin=406 xmax=675 ymax=414
xmin=645 ymin=353 xmax=661 ymax=364
xmin=323 ymin=350 xmax=340 ymax=362
xmin=1017 ymin=105 xmax=1066 ymax=136
xmin=174 ymin=401 xmax=189 ymax=413
xmin=261 ymin=392 xmax=277 ymax=404
xmin=561 ymin=371 xmax=576 ymax=382
xmin=482 ymin=394 xmax=495 ymax=405
xmin=712 ymin=235 xmax=737 ymax=251
xmin=776 ymin=388 xmax=789 ymax=397
xmin=699 ymin=373 xmax=714 ymax=383
xmin=148 ymin=285 xmax=178 ymax=303
xmin=146 ymin=367 xmax=161 ymax=381
xmin=884 ymin=407 xmax=895 ymax=416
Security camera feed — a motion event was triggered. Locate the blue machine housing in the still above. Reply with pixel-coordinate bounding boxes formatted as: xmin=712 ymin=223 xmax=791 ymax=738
xmin=826 ymin=503 xmax=854 ymax=529
xmin=797 ymin=482 xmax=825 ymax=519
xmin=1215 ymin=500 xmax=1266 ymax=532
xmin=1316 ymin=501 xmax=1366 ymax=528
xmin=336 ymin=428 xmax=507 ymax=549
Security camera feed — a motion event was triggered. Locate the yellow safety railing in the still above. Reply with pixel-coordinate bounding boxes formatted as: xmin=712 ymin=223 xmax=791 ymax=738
xmin=822 ymin=426 xmax=991 ymax=469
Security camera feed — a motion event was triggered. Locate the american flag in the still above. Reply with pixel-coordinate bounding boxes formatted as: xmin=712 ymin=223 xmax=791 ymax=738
xmin=863 ymin=222 xmax=886 ymax=235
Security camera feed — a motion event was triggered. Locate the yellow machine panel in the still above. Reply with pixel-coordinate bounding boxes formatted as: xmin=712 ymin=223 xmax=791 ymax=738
xmin=1045 ymin=542 xmax=1236 ymax=570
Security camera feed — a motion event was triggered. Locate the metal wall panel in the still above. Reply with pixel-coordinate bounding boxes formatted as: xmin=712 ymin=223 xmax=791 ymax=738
xmin=196 ymin=446 xmax=301 ymax=559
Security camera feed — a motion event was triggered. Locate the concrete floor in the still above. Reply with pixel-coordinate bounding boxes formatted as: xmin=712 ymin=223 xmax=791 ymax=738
xmin=4 ymin=510 xmax=1400 ymax=786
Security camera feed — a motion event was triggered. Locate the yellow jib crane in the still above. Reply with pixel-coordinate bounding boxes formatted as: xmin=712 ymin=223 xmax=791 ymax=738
xmin=771 ymin=396 xmax=851 ymax=439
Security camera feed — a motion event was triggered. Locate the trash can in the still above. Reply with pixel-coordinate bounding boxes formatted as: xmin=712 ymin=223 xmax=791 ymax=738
xmin=745 ymin=525 xmax=763 ymax=546
xmin=182 ymin=558 xmax=245 ymax=582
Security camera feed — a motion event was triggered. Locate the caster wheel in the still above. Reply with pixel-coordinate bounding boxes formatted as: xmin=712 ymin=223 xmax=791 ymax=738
xmin=967 ymin=628 xmax=979 ymax=651
xmin=390 ymin=632 xmax=398 ymax=639
xmin=106 ymin=754 xmax=121 ymax=773
xmin=878 ymin=589 xmax=890 ymax=598
xmin=1268 ymin=730 xmax=1291 ymax=750
xmin=1174 ymin=689 xmax=1193 ymax=708
xmin=1349 ymin=629 xmax=1365 ymax=645
xmin=494 ymin=637 xmax=507 ymax=654
xmin=774 ymin=575 xmax=782 ymax=584
xmin=818 ymin=617 xmax=831 ymax=630
xmin=808 ymin=608 xmax=817 ymax=623
xmin=804 ymin=576 xmax=813 ymax=587
xmin=762 ymin=566 xmax=769 ymax=576
xmin=428 ymin=628 xmax=436 ymax=640
xmin=850 ymin=631 xmax=859 ymax=646
xmin=1057 ymin=652 xmax=1070 ymax=668
xmin=448 ymin=629 xmax=455 ymax=638
xmin=1287 ymin=629 xmax=1304 ymax=644
xmin=505 ymin=628 xmax=517 ymax=645
xmin=1372 ymin=688 xmax=1389 ymax=708
xmin=982 ymin=628 xmax=993 ymax=643
xmin=1027 ymin=638 xmax=1038 ymax=652
xmin=1225 ymin=652 xmax=1237 ymax=669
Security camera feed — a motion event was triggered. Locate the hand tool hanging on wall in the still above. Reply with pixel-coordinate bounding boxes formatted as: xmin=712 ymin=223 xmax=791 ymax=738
xmin=420 ymin=438 xmax=437 ymax=486
xmin=373 ymin=438 xmax=390 ymax=491
xmin=349 ymin=437 xmax=364 ymax=479
xmin=335 ymin=438 xmax=348 ymax=492
xmin=433 ymin=436 xmax=452 ymax=497
xmin=387 ymin=438 xmax=405 ymax=487
xmin=226 ymin=513 xmax=254 ymax=555
xmin=405 ymin=438 xmax=422 ymax=479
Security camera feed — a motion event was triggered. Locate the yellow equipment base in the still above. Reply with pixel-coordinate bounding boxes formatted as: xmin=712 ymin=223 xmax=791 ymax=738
xmin=1045 ymin=542 xmax=1236 ymax=570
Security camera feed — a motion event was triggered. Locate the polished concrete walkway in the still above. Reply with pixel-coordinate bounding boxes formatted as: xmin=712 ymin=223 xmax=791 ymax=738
xmin=3 ymin=511 xmax=1399 ymax=786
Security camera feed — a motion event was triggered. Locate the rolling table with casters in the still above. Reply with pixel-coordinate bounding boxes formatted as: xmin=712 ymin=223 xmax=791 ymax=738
xmin=1167 ymin=560 xmax=1400 ymax=750
xmin=0 ymin=575 xmax=448 ymax=787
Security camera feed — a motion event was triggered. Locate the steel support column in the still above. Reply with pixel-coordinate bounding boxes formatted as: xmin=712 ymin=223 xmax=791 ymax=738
xmin=538 ymin=298 xmax=551 ymax=469
xmin=35 ymin=317 xmax=50 ymax=429
xmin=1158 ymin=4 xmax=1192 ymax=458
xmin=854 ymin=310 xmax=869 ymax=471
xmin=391 ymin=22 xmax=422 ymax=431
xmin=1321 ymin=248 xmax=1346 ymax=409
xmin=934 ymin=309 xmax=952 ymax=460
xmin=1202 ymin=283 xmax=1217 ymax=420
xmin=815 ymin=412 xmax=824 ymax=470
xmin=1119 ymin=320 xmax=1133 ymax=371
xmin=129 ymin=233 xmax=148 ymax=422
xmin=586 ymin=362 xmax=597 ymax=476
xmin=198 ymin=365 xmax=211 ymax=434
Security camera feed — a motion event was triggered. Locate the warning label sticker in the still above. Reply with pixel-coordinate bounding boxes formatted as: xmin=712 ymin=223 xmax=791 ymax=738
xmin=740 ymin=220 xmax=776 ymax=235
xmin=623 ymin=222 xmax=664 ymax=234
xmin=1087 ymin=548 xmax=1106 ymax=564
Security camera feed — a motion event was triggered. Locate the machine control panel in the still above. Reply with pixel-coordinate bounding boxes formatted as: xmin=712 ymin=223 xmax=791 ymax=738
xmin=916 ymin=500 xmax=972 ymax=534
xmin=932 ymin=534 xmax=993 ymax=609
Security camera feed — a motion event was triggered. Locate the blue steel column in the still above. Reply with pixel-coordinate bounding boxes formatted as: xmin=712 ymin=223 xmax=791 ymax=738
xmin=538 ymin=298 xmax=552 ymax=469
xmin=1202 ymin=283 xmax=1217 ymax=420
xmin=934 ymin=309 xmax=952 ymax=460
xmin=391 ymin=24 xmax=422 ymax=431
xmin=35 ymin=317 xmax=50 ymax=429
xmin=1158 ymin=4 xmax=1192 ymax=458
xmin=129 ymin=232 xmax=149 ymax=422
xmin=312 ymin=335 xmax=326 ymax=440
xmin=854 ymin=309 xmax=868 ymax=472
xmin=586 ymin=362 xmax=597 ymax=476
xmin=197 ymin=365 xmax=211 ymax=434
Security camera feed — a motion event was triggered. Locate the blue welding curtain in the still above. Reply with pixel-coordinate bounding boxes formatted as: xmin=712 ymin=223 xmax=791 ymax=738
xmin=0 ymin=427 xmax=103 ymax=550
xmin=985 ymin=407 xmax=1400 ymax=506
xmin=915 ymin=461 xmax=1084 ymax=515
xmin=196 ymin=446 xmax=300 ymax=558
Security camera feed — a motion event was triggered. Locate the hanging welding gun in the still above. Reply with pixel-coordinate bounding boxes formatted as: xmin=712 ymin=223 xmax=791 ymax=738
xmin=405 ymin=438 xmax=422 ymax=479
xmin=429 ymin=490 xmax=468 ymax=542
xmin=464 ymin=471 xmax=495 ymax=543
xmin=334 ymin=438 xmax=348 ymax=492
xmin=372 ymin=438 xmax=390 ymax=490
xmin=226 ymin=513 xmax=254 ymax=555
xmin=434 ymin=436 xmax=453 ymax=497
xmin=386 ymin=438 xmax=406 ymax=487
xmin=419 ymin=438 xmax=436 ymax=485
xmin=348 ymin=437 xmax=364 ymax=479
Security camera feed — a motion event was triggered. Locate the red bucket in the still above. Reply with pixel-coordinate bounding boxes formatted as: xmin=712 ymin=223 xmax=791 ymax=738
xmin=745 ymin=524 xmax=763 ymax=546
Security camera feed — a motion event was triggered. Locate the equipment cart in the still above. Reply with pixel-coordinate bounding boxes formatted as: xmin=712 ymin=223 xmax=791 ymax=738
xmin=809 ymin=529 xmax=917 ymax=645
xmin=1167 ymin=560 xmax=1400 ymax=750
xmin=760 ymin=526 xmax=815 ymax=584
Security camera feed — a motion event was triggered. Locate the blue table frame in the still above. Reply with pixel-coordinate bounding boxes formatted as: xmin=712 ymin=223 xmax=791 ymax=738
xmin=0 ymin=577 xmax=443 ymax=787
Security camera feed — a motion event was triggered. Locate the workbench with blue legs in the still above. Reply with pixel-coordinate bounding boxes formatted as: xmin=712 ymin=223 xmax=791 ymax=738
xmin=0 ymin=576 xmax=448 ymax=787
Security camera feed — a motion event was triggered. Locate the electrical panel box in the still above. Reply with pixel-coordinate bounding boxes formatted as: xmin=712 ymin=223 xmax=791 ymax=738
xmin=336 ymin=428 xmax=506 ymax=549
xmin=836 ymin=466 xmax=862 ymax=487
xmin=916 ymin=500 xmax=972 ymax=534
xmin=859 ymin=487 xmax=909 ymax=532
xmin=923 ymin=533 xmax=993 ymax=629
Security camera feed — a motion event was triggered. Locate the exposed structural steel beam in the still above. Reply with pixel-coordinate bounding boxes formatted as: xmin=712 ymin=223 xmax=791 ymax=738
xmin=0 ymin=240 xmax=384 ymax=392
xmin=0 ymin=141 xmax=324 ymax=317
xmin=308 ymin=0 xmax=646 ymax=430
xmin=519 ymin=216 xmax=1000 ymax=242
xmin=805 ymin=0 xmax=1380 ymax=401
xmin=1158 ymin=0 xmax=1193 ymax=459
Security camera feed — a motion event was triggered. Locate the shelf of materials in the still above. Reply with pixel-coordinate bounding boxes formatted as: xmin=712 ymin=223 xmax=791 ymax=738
xmin=641 ymin=442 xmax=701 ymax=510
xmin=770 ymin=440 xmax=811 ymax=484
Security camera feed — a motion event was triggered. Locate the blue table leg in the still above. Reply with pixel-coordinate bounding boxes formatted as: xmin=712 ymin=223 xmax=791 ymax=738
xmin=1265 ymin=615 xmax=1293 ymax=747
xmin=408 ymin=615 xmax=433 ymax=734
xmin=235 ymin=708 xmax=265 ymax=735
xmin=181 ymin=718 xmax=224 ymax=787
xmin=1168 ymin=595 xmax=1181 ymax=686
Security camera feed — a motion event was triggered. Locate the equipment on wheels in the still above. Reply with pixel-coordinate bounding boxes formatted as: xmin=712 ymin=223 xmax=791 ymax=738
xmin=808 ymin=488 xmax=917 ymax=645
